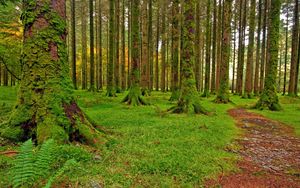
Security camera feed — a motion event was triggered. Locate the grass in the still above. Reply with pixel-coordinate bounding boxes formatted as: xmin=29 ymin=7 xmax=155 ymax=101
xmin=0 ymin=86 xmax=299 ymax=187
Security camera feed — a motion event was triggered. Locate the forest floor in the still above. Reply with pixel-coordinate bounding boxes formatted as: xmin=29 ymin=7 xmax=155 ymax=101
xmin=206 ymin=108 xmax=300 ymax=188
xmin=0 ymin=87 xmax=300 ymax=187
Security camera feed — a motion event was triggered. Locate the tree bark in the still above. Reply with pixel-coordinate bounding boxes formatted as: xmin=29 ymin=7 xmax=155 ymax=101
xmin=244 ymin=0 xmax=256 ymax=98
xmin=256 ymin=0 xmax=281 ymax=111
xmin=1 ymin=0 xmax=106 ymax=145
xmin=171 ymin=0 xmax=207 ymax=114
xmin=288 ymin=0 xmax=299 ymax=96
xmin=215 ymin=0 xmax=232 ymax=103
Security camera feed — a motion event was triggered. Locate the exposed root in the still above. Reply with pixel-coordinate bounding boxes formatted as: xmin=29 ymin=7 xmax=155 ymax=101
xmin=122 ymin=86 xmax=148 ymax=106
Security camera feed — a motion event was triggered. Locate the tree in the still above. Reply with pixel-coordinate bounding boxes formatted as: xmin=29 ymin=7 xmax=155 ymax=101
xmin=160 ymin=0 xmax=167 ymax=92
xmin=170 ymin=0 xmax=207 ymax=114
xmin=215 ymin=0 xmax=232 ymax=103
xmin=155 ymin=2 xmax=160 ymax=91
xmin=256 ymin=0 xmax=282 ymax=111
xmin=70 ymin=0 xmax=77 ymax=89
xmin=81 ymin=0 xmax=88 ymax=90
xmin=115 ymin=0 xmax=121 ymax=93
xmin=254 ymin=0 xmax=263 ymax=95
xmin=211 ymin=0 xmax=217 ymax=94
xmin=107 ymin=0 xmax=116 ymax=96
xmin=122 ymin=0 xmax=147 ymax=105
xmin=288 ymin=0 xmax=299 ymax=96
xmin=141 ymin=0 xmax=149 ymax=95
xmin=170 ymin=0 xmax=180 ymax=101
xmin=0 ymin=0 xmax=105 ymax=144
xmin=244 ymin=0 xmax=256 ymax=98
xmin=202 ymin=0 xmax=211 ymax=97
xmin=89 ymin=0 xmax=95 ymax=91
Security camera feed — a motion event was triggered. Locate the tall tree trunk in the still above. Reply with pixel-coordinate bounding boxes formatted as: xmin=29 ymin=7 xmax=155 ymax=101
xmin=171 ymin=0 xmax=207 ymax=114
xmin=244 ymin=0 xmax=256 ymax=98
xmin=148 ymin=0 xmax=153 ymax=91
xmin=89 ymin=0 xmax=95 ymax=91
xmin=71 ymin=0 xmax=77 ymax=89
xmin=260 ymin=0 xmax=268 ymax=93
xmin=98 ymin=0 xmax=103 ymax=90
xmin=170 ymin=0 xmax=180 ymax=100
xmin=254 ymin=0 xmax=262 ymax=95
xmin=122 ymin=0 xmax=147 ymax=105
xmin=1 ymin=0 xmax=106 ymax=145
xmin=215 ymin=0 xmax=232 ymax=103
xmin=114 ymin=0 xmax=121 ymax=93
xmin=155 ymin=2 xmax=160 ymax=91
xmin=141 ymin=0 xmax=149 ymax=95
xmin=288 ymin=0 xmax=299 ymax=96
xmin=203 ymin=0 xmax=211 ymax=97
xmin=107 ymin=0 xmax=116 ymax=96
xmin=256 ymin=0 xmax=281 ymax=111
xmin=81 ymin=0 xmax=87 ymax=90
xmin=121 ymin=0 xmax=126 ymax=90
xmin=283 ymin=5 xmax=289 ymax=95
xmin=211 ymin=0 xmax=217 ymax=94
xmin=195 ymin=1 xmax=201 ymax=92
xmin=160 ymin=0 xmax=166 ymax=92
xmin=216 ymin=0 xmax=222 ymax=91
xmin=127 ymin=0 xmax=131 ymax=89
xmin=231 ymin=0 xmax=237 ymax=94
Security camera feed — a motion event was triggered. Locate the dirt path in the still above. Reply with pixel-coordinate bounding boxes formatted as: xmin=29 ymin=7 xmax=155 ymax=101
xmin=206 ymin=108 xmax=300 ymax=188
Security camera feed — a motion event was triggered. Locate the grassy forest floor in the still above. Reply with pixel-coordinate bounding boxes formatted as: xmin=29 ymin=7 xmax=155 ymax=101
xmin=0 ymin=87 xmax=300 ymax=187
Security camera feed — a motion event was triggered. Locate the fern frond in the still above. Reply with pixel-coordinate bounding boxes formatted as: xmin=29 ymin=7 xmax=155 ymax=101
xmin=11 ymin=139 xmax=35 ymax=188
xmin=35 ymin=139 xmax=56 ymax=178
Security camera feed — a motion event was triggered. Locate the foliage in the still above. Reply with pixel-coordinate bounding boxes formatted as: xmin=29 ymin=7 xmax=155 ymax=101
xmin=9 ymin=139 xmax=80 ymax=188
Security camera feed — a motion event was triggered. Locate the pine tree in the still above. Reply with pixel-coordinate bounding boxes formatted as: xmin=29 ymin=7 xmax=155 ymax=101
xmin=256 ymin=0 xmax=282 ymax=111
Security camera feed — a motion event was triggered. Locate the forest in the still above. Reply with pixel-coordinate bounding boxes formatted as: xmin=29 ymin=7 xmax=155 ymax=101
xmin=0 ymin=0 xmax=299 ymax=187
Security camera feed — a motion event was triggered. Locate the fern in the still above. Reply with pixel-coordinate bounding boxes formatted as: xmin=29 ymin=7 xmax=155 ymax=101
xmin=11 ymin=139 xmax=35 ymax=188
xmin=34 ymin=139 xmax=56 ymax=178
xmin=11 ymin=139 xmax=77 ymax=188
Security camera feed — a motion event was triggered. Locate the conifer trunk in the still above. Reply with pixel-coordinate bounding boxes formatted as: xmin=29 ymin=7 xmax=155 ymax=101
xmin=215 ymin=0 xmax=232 ymax=103
xmin=1 ymin=0 xmax=106 ymax=145
xmin=171 ymin=0 xmax=207 ymax=114
xmin=256 ymin=0 xmax=281 ymax=111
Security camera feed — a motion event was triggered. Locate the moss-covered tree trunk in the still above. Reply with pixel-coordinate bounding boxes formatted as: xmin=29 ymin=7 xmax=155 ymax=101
xmin=202 ymin=0 xmax=211 ymax=97
xmin=155 ymin=2 xmax=160 ymax=91
xmin=254 ymin=0 xmax=262 ymax=95
xmin=97 ymin=0 xmax=103 ymax=90
xmin=121 ymin=0 xmax=126 ymax=90
xmin=244 ymin=0 xmax=256 ymax=98
xmin=170 ymin=0 xmax=180 ymax=101
xmin=107 ymin=0 xmax=116 ymax=96
xmin=160 ymin=0 xmax=166 ymax=92
xmin=171 ymin=0 xmax=207 ymax=114
xmin=211 ymin=0 xmax=217 ymax=94
xmin=0 ymin=0 xmax=106 ymax=145
xmin=195 ymin=1 xmax=201 ymax=92
xmin=148 ymin=0 xmax=153 ymax=91
xmin=288 ymin=0 xmax=299 ymax=96
xmin=89 ymin=0 xmax=95 ymax=91
xmin=81 ymin=0 xmax=87 ymax=90
xmin=215 ymin=0 xmax=222 ymax=91
xmin=122 ymin=0 xmax=146 ymax=105
xmin=141 ymin=0 xmax=149 ymax=96
xmin=236 ymin=0 xmax=246 ymax=95
xmin=260 ymin=0 xmax=268 ymax=93
xmin=70 ymin=0 xmax=77 ymax=90
xmin=114 ymin=0 xmax=121 ymax=93
xmin=255 ymin=0 xmax=281 ymax=111
xmin=215 ymin=0 xmax=232 ymax=103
